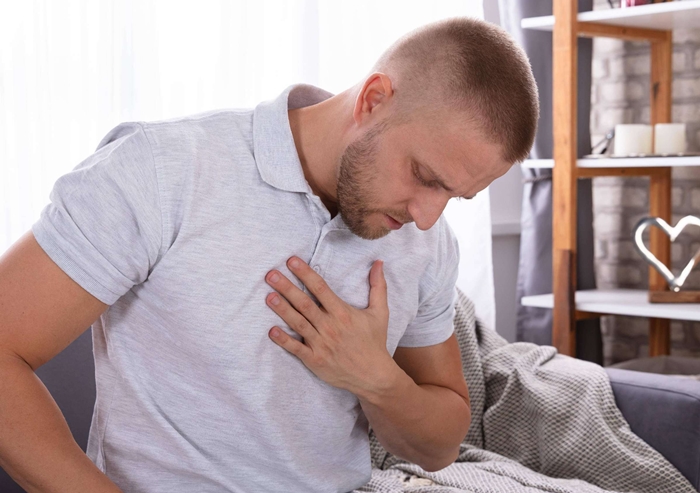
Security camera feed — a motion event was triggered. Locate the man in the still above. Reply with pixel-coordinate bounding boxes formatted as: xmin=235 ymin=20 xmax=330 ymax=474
xmin=0 ymin=16 xmax=537 ymax=493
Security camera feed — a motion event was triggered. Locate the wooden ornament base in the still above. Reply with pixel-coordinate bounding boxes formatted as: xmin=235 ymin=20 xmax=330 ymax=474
xmin=649 ymin=290 xmax=700 ymax=303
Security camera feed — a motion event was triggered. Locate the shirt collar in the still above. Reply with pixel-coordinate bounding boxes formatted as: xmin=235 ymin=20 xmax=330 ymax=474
xmin=253 ymin=83 xmax=335 ymax=194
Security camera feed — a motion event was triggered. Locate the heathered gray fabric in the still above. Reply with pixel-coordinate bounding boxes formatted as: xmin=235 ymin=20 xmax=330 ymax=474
xmin=30 ymin=83 xmax=460 ymax=493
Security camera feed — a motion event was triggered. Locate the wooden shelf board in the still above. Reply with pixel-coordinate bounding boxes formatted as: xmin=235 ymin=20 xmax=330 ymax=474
xmin=521 ymin=289 xmax=700 ymax=321
xmin=522 ymin=1 xmax=700 ymax=31
xmin=521 ymin=156 xmax=700 ymax=169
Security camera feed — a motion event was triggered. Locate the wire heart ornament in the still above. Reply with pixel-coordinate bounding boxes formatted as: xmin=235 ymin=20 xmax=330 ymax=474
xmin=633 ymin=215 xmax=700 ymax=292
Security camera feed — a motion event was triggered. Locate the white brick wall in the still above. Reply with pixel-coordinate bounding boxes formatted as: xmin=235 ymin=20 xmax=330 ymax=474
xmin=591 ymin=0 xmax=700 ymax=365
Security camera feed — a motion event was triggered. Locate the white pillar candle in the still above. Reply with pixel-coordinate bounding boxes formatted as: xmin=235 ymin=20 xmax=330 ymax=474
xmin=654 ymin=123 xmax=686 ymax=155
xmin=614 ymin=124 xmax=653 ymax=156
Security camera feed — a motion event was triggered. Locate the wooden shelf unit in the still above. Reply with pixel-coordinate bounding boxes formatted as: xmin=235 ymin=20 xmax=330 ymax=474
xmin=521 ymin=289 xmax=700 ymax=322
xmin=519 ymin=0 xmax=700 ymax=358
xmin=522 ymin=0 xmax=700 ymax=32
xmin=522 ymin=156 xmax=700 ymax=169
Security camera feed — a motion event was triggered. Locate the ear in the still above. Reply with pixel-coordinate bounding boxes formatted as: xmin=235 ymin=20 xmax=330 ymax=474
xmin=352 ymin=73 xmax=394 ymax=127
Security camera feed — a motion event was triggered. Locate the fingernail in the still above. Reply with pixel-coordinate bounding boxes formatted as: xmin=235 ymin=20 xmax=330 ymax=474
xmin=289 ymin=257 xmax=300 ymax=268
xmin=269 ymin=272 xmax=280 ymax=283
xmin=269 ymin=294 xmax=280 ymax=305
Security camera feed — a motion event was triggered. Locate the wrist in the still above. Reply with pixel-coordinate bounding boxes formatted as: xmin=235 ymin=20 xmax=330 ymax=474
xmin=352 ymin=357 xmax=409 ymax=405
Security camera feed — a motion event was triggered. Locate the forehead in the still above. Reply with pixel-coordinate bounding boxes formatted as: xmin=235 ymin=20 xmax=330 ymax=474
xmin=387 ymin=110 xmax=510 ymax=194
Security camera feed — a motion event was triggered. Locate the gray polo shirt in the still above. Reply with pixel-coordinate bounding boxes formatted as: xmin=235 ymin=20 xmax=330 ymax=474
xmin=31 ymin=83 xmax=459 ymax=493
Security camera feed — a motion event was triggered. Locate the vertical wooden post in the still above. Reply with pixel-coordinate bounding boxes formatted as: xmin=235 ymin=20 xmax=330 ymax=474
xmin=552 ymin=0 xmax=578 ymax=357
xmin=648 ymin=31 xmax=673 ymax=356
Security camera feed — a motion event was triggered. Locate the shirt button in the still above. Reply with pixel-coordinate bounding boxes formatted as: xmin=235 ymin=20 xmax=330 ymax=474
xmin=312 ymin=265 xmax=320 ymax=273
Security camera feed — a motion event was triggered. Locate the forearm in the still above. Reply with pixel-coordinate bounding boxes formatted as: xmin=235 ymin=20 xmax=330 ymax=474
xmin=0 ymin=353 xmax=123 ymax=493
xmin=355 ymin=361 xmax=471 ymax=472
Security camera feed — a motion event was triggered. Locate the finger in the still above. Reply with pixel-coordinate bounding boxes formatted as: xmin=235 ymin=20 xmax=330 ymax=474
xmin=266 ymin=269 xmax=324 ymax=325
xmin=286 ymin=257 xmax=343 ymax=312
xmin=368 ymin=260 xmax=388 ymax=313
xmin=265 ymin=292 xmax=319 ymax=343
xmin=269 ymin=326 xmax=314 ymax=361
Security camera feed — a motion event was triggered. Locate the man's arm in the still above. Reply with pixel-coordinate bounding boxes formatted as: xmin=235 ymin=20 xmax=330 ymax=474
xmin=356 ymin=332 xmax=471 ymax=472
xmin=0 ymin=230 xmax=123 ymax=493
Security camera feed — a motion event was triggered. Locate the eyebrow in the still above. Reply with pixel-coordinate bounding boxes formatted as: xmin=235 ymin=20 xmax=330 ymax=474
xmin=415 ymin=158 xmax=475 ymax=200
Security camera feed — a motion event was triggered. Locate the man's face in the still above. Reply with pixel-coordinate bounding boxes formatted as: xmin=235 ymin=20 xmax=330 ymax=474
xmin=336 ymin=109 xmax=511 ymax=240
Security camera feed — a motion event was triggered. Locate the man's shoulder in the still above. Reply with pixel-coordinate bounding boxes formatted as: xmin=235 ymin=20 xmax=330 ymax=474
xmin=138 ymin=107 xmax=256 ymax=152
xmin=141 ymin=106 xmax=255 ymax=127
xmin=124 ymin=108 xmax=260 ymax=201
xmin=413 ymin=214 xmax=459 ymax=279
xmin=386 ymin=214 xmax=458 ymax=284
xmin=428 ymin=215 xmax=459 ymax=273
xmin=398 ymin=214 xmax=456 ymax=254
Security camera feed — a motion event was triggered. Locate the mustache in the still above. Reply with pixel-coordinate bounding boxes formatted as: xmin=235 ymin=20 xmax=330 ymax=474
xmin=386 ymin=212 xmax=413 ymax=225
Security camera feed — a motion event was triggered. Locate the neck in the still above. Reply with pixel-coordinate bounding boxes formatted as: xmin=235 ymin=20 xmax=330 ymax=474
xmin=288 ymin=90 xmax=354 ymax=218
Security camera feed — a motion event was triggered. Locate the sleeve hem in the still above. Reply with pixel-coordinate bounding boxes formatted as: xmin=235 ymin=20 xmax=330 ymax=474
xmin=396 ymin=323 xmax=455 ymax=348
xmin=31 ymin=220 xmax=121 ymax=305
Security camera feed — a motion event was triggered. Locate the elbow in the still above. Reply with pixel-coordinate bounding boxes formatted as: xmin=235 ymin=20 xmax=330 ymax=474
xmin=420 ymin=446 xmax=461 ymax=472
xmin=464 ymin=402 xmax=472 ymax=435
xmin=457 ymin=396 xmax=472 ymax=443
xmin=421 ymin=400 xmax=471 ymax=472
xmin=460 ymin=397 xmax=472 ymax=442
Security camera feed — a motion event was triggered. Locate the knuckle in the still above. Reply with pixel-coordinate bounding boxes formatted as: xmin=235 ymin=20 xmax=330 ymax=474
xmin=314 ymin=281 xmax=328 ymax=297
xmin=319 ymin=320 xmax=334 ymax=334
xmin=336 ymin=308 xmax=352 ymax=325
xmin=291 ymin=319 xmax=306 ymax=334
xmin=298 ymin=298 xmax=314 ymax=313
xmin=318 ymin=326 xmax=339 ymax=349
xmin=326 ymin=329 xmax=340 ymax=345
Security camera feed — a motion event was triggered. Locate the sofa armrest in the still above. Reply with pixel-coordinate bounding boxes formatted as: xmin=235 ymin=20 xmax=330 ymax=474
xmin=606 ymin=367 xmax=700 ymax=492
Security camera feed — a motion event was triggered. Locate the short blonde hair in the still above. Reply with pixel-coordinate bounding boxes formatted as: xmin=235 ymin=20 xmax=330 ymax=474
xmin=371 ymin=17 xmax=539 ymax=164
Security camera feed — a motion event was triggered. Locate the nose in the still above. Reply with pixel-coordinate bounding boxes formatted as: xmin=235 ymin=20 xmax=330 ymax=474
xmin=407 ymin=193 xmax=450 ymax=231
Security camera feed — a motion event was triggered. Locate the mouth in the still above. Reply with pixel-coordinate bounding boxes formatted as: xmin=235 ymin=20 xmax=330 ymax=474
xmin=385 ymin=214 xmax=403 ymax=230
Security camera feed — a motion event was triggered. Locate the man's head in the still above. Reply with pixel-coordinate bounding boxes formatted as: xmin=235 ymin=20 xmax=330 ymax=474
xmin=334 ymin=16 xmax=539 ymax=240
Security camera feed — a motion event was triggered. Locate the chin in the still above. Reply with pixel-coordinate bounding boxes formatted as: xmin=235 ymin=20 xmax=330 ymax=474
xmin=354 ymin=217 xmax=392 ymax=240
xmin=370 ymin=213 xmax=393 ymax=236
xmin=340 ymin=208 xmax=392 ymax=240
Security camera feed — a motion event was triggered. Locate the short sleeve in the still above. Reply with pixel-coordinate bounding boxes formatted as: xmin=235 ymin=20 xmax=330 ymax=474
xmin=397 ymin=218 xmax=460 ymax=348
xmin=31 ymin=122 xmax=163 ymax=305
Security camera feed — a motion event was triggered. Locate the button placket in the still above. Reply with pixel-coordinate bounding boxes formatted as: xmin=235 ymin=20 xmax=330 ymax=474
xmin=304 ymin=194 xmax=336 ymax=293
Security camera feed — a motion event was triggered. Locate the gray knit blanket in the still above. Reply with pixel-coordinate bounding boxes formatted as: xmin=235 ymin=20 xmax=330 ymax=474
xmin=353 ymin=288 xmax=695 ymax=493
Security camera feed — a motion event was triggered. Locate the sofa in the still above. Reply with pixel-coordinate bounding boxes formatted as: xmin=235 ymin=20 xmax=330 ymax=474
xmin=1 ymin=329 xmax=699 ymax=492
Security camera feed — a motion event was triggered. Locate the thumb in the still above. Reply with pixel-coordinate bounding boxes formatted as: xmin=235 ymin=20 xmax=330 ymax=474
xmin=368 ymin=260 xmax=387 ymax=311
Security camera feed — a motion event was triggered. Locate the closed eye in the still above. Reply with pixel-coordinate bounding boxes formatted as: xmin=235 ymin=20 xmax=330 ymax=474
xmin=411 ymin=159 xmax=474 ymax=200
xmin=412 ymin=161 xmax=441 ymax=189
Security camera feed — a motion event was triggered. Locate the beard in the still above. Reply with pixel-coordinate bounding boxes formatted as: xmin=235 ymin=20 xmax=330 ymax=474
xmin=336 ymin=118 xmax=397 ymax=240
